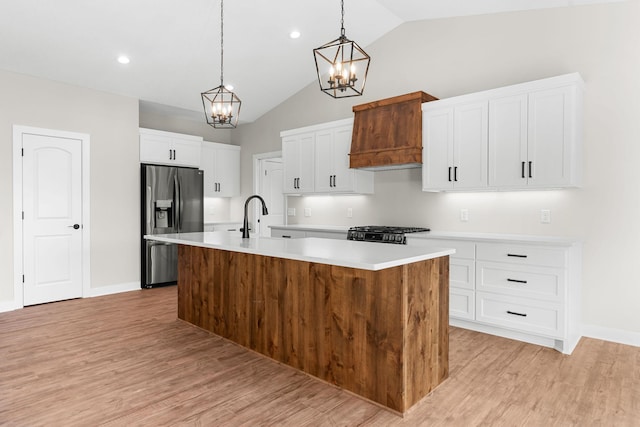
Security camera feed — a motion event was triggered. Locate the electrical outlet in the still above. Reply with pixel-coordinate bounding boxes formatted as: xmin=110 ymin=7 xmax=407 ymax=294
xmin=304 ymin=207 xmax=312 ymax=217
xmin=347 ymin=208 xmax=353 ymax=218
xmin=541 ymin=209 xmax=551 ymax=224
xmin=287 ymin=208 xmax=296 ymax=216
xmin=460 ymin=208 xmax=469 ymax=222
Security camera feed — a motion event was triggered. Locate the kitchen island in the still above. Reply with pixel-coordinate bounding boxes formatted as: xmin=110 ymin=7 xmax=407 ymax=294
xmin=145 ymin=232 xmax=454 ymax=414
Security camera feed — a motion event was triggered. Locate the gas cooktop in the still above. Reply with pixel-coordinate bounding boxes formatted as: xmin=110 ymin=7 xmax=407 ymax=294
xmin=346 ymin=226 xmax=430 ymax=244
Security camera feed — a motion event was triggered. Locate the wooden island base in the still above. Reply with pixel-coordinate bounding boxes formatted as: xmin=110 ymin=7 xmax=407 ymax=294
xmin=177 ymin=244 xmax=449 ymax=414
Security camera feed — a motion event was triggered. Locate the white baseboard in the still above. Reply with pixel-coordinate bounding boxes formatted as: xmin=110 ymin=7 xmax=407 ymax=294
xmin=0 ymin=281 xmax=141 ymax=314
xmin=582 ymin=324 xmax=640 ymax=348
xmin=0 ymin=300 xmax=19 ymax=313
xmin=86 ymin=281 xmax=141 ymax=298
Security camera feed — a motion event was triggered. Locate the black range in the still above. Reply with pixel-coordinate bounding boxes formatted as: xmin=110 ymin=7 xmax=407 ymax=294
xmin=346 ymin=226 xmax=430 ymax=245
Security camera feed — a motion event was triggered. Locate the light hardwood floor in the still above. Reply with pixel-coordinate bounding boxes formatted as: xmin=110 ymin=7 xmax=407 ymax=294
xmin=0 ymin=286 xmax=638 ymax=426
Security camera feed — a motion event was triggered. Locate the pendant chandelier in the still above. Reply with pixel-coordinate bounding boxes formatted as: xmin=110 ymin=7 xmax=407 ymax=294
xmin=313 ymin=0 xmax=370 ymax=98
xmin=201 ymin=0 xmax=241 ymax=128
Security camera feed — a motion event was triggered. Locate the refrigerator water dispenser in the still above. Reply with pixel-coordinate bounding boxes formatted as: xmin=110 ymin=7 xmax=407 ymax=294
xmin=155 ymin=199 xmax=173 ymax=228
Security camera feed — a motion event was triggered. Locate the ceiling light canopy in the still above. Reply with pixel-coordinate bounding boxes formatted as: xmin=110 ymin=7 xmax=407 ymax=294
xmin=201 ymin=0 xmax=241 ymax=129
xmin=313 ymin=0 xmax=370 ymax=99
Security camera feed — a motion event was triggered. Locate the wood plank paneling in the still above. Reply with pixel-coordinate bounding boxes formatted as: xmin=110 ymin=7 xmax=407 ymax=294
xmin=177 ymin=245 xmax=449 ymax=413
xmin=350 ymin=91 xmax=439 ymax=169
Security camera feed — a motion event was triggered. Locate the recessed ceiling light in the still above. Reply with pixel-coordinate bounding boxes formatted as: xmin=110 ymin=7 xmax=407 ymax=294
xmin=289 ymin=30 xmax=301 ymax=39
xmin=117 ymin=55 xmax=130 ymax=64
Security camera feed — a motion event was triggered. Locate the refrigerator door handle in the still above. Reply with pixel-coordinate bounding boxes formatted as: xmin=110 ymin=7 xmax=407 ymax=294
xmin=174 ymin=175 xmax=181 ymax=233
xmin=146 ymin=185 xmax=153 ymax=233
xmin=177 ymin=176 xmax=184 ymax=232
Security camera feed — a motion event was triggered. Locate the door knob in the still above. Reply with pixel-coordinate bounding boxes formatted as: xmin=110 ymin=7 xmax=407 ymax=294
xmin=68 ymin=224 xmax=80 ymax=229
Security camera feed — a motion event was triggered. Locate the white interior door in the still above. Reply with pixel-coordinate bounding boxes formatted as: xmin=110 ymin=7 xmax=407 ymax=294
xmin=22 ymin=133 xmax=83 ymax=305
xmin=258 ymin=158 xmax=284 ymax=237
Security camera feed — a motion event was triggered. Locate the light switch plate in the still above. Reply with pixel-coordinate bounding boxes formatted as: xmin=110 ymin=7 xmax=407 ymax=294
xmin=541 ymin=209 xmax=551 ymax=224
xmin=347 ymin=208 xmax=353 ymax=218
xmin=287 ymin=208 xmax=296 ymax=216
xmin=460 ymin=209 xmax=469 ymax=222
xmin=304 ymin=208 xmax=312 ymax=217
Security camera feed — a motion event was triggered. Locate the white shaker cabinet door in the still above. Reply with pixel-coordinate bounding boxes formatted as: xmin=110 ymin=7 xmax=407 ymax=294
xmin=527 ymin=85 xmax=576 ymax=188
xmin=422 ymin=107 xmax=454 ymax=190
xmin=488 ymin=94 xmax=528 ymax=188
xmin=283 ymin=133 xmax=315 ymax=194
xmin=453 ymin=101 xmax=488 ymax=190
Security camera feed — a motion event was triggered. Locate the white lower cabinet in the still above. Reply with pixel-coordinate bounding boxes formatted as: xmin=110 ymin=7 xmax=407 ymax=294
xmin=408 ymin=235 xmax=581 ymax=355
xmin=270 ymin=227 xmax=347 ymax=240
xmin=475 ymin=291 xmax=564 ymax=338
xmin=204 ymin=223 xmax=243 ymax=232
xmin=271 ymin=229 xmax=307 ymax=239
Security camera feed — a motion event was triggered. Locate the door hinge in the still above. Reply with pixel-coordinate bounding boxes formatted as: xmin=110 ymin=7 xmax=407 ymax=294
xmin=22 ymin=211 xmax=24 ymax=220
xmin=22 ymin=275 xmax=25 ymax=283
xmin=21 ymin=148 xmax=24 ymax=156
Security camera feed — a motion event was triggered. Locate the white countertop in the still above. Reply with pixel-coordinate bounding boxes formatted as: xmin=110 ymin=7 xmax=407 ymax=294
xmin=269 ymin=225 xmax=580 ymax=246
xmin=145 ymin=232 xmax=455 ymax=271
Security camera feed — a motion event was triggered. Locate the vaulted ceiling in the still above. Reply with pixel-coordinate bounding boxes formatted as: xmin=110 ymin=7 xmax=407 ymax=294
xmin=0 ymin=0 xmax=621 ymax=123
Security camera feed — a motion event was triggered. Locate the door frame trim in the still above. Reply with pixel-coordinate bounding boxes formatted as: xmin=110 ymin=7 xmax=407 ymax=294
xmin=12 ymin=125 xmax=91 ymax=309
xmin=252 ymin=151 xmax=284 ymax=235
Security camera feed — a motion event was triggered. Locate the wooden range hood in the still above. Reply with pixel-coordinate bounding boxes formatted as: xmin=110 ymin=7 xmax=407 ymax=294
xmin=350 ymin=91 xmax=438 ymax=170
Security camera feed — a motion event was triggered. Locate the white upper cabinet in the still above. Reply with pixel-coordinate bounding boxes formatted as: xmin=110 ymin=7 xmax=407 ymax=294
xmin=201 ymin=142 xmax=240 ymax=197
xmin=423 ymin=101 xmax=488 ymax=191
xmin=315 ymin=124 xmax=373 ymax=194
xmin=282 ymin=118 xmax=373 ymax=195
xmin=139 ymin=128 xmax=202 ymax=168
xmin=282 ymin=132 xmax=315 ymax=194
xmin=488 ymin=94 xmax=528 ymax=188
xmin=422 ymin=73 xmax=583 ymax=192
xmin=489 ymin=83 xmax=581 ymax=188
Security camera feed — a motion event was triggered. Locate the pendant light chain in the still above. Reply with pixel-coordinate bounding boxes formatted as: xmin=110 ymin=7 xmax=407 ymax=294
xmin=340 ymin=0 xmax=345 ymax=38
xmin=220 ymin=0 xmax=224 ymax=86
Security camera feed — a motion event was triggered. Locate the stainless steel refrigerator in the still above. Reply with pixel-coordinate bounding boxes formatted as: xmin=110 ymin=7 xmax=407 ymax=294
xmin=141 ymin=164 xmax=203 ymax=288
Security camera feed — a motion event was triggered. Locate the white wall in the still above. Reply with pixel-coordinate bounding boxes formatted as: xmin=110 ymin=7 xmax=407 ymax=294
xmin=233 ymin=2 xmax=640 ymax=336
xmin=0 ymin=69 xmax=140 ymax=304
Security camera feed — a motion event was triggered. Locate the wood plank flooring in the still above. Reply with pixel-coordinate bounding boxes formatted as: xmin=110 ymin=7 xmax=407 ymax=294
xmin=1 ymin=286 xmax=638 ymax=426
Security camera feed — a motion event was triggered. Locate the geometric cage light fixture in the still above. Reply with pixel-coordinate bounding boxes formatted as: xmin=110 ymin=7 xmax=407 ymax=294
xmin=201 ymin=0 xmax=241 ymax=128
xmin=313 ymin=0 xmax=370 ymax=99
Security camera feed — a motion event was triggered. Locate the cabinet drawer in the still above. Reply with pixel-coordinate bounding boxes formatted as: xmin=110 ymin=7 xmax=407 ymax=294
xmin=271 ymin=229 xmax=306 ymax=239
xmin=305 ymin=231 xmax=348 ymax=240
xmin=408 ymin=238 xmax=475 ymax=259
xmin=476 ymin=291 xmax=564 ymax=338
xmin=451 ymin=259 xmax=475 ymax=290
xmin=450 ymin=288 xmax=474 ymax=320
xmin=477 ymin=262 xmax=564 ymax=302
xmin=476 ymin=242 xmax=566 ymax=268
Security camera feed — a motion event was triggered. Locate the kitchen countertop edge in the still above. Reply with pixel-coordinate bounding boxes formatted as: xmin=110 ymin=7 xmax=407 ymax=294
xmin=145 ymin=232 xmax=455 ymax=271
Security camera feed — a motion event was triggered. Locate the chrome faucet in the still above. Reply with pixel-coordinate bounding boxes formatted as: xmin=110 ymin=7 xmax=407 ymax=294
xmin=241 ymin=195 xmax=268 ymax=238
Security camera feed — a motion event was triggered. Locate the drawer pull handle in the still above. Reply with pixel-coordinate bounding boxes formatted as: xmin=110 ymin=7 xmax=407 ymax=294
xmin=507 ymin=253 xmax=528 ymax=258
xmin=507 ymin=310 xmax=527 ymax=317
xmin=507 ymin=278 xmax=528 ymax=284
